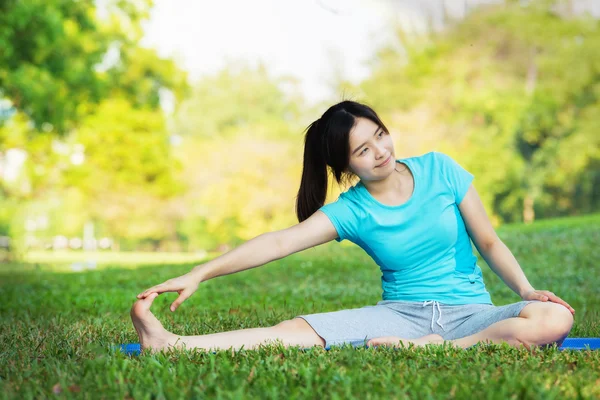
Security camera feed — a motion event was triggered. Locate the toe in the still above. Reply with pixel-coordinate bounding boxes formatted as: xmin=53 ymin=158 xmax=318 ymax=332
xmin=131 ymin=293 xmax=158 ymax=317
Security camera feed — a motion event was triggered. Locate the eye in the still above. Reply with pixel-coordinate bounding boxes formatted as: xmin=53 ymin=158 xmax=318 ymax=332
xmin=359 ymin=131 xmax=385 ymax=156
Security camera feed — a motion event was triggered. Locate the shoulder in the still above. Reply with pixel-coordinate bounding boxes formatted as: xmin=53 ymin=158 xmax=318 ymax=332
xmin=414 ymin=151 xmax=472 ymax=187
xmin=406 ymin=151 xmax=448 ymax=162
xmin=327 ymin=185 xmax=368 ymax=217
xmin=323 ymin=184 xmax=359 ymax=210
xmin=425 ymin=151 xmax=463 ymax=170
xmin=405 ymin=151 xmax=450 ymax=168
xmin=428 ymin=151 xmax=452 ymax=163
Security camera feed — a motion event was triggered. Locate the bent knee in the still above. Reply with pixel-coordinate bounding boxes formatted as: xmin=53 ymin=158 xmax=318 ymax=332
xmin=520 ymin=302 xmax=574 ymax=344
xmin=553 ymin=304 xmax=574 ymax=332
xmin=538 ymin=302 xmax=573 ymax=333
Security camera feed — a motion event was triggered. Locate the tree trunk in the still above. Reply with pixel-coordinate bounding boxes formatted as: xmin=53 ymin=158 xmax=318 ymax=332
xmin=523 ymin=193 xmax=535 ymax=224
xmin=523 ymin=48 xmax=538 ymax=225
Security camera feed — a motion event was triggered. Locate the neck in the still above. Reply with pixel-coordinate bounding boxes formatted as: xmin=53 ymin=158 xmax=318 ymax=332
xmin=363 ymin=163 xmax=408 ymax=197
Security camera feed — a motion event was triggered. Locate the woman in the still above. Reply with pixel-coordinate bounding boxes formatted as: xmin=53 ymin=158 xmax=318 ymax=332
xmin=132 ymin=101 xmax=575 ymax=353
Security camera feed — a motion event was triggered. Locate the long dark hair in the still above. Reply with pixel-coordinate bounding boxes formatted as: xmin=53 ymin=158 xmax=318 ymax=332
xmin=295 ymin=100 xmax=389 ymax=222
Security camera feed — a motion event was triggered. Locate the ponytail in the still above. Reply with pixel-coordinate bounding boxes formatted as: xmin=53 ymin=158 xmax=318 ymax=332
xmin=296 ymin=119 xmax=328 ymax=222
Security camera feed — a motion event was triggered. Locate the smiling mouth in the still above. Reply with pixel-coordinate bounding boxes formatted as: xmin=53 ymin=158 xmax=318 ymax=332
xmin=377 ymin=156 xmax=391 ymax=167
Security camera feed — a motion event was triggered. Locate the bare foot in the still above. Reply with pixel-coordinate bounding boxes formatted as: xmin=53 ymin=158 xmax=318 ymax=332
xmin=366 ymin=334 xmax=444 ymax=348
xmin=130 ymin=292 xmax=180 ymax=353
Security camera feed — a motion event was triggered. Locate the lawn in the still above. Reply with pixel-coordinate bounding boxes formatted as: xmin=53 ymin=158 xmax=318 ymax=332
xmin=1 ymin=214 xmax=599 ymax=399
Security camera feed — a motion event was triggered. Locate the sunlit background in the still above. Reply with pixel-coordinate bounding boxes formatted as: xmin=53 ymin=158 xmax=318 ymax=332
xmin=1 ymin=0 xmax=599 ymax=267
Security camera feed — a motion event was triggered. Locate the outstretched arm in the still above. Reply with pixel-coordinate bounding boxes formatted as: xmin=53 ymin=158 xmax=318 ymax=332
xmin=137 ymin=209 xmax=339 ymax=311
xmin=458 ymin=184 xmax=575 ymax=314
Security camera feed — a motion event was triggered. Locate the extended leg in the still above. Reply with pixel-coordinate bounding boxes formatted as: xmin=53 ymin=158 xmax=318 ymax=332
xmin=130 ymin=293 xmax=325 ymax=353
xmin=131 ymin=294 xmax=446 ymax=353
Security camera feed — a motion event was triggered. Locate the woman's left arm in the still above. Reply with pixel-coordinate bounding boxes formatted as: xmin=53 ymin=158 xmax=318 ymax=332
xmin=458 ymin=184 xmax=575 ymax=315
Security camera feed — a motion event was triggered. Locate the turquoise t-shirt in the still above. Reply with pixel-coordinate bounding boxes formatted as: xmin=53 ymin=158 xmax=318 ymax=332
xmin=318 ymin=151 xmax=492 ymax=305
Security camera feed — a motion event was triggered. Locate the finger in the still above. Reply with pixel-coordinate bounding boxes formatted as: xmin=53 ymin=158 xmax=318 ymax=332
xmin=547 ymin=295 xmax=575 ymax=312
xmin=549 ymin=296 xmax=570 ymax=308
xmin=536 ymin=291 xmax=555 ymax=301
xmin=538 ymin=291 xmax=575 ymax=313
xmin=543 ymin=291 xmax=566 ymax=305
xmin=536 ymin=293 xmax=549 ymax=301
xmin=170 ymin=291 xmax=191 ymax=312
xmin=138 ymin=283 xmax=171 ymax=298
xmin=138 ymin=286 xmax=157 ymax=298
xmin=137 ymin=288 xmax=159 ymax=299
xmin=551 ymin=300 xmax=576 ymax=314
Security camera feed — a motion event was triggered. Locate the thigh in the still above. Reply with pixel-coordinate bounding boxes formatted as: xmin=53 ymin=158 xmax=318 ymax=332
xmin=442 ymin=300 xmax=539 ymax=340
xmin=296 ymin=304 xmax=427 ymax=349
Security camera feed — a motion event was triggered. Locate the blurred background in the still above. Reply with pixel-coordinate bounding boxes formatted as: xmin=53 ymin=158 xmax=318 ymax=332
xmin=0 ymin=0 xmax=598 ymax=265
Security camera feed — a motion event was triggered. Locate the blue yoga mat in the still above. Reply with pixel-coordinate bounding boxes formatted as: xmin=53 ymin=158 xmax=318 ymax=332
xmin=560 ymin=338 xmax=600 ymax=350
xmin=114 ymin=338 xmax=600 ymax=356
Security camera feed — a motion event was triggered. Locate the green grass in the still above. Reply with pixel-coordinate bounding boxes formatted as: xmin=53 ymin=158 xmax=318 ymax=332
xmin=18 ymin=250 xmax=216 ymax=272
xmin=1 ymin=214 xmax=599 ymax=399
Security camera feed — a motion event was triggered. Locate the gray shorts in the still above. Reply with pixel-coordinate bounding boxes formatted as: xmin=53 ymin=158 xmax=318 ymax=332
xmin=297 ymin=299 xmax=539 ymax=348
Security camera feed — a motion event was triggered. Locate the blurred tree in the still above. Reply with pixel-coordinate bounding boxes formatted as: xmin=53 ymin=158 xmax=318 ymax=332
xmin=174 ymin=63 xmax=303 ymax=141
xmin=0 ymin=0 xmax=189 ymax=257
xmin=172 ymin=63 xmax=308 ymax=250
xmin=352 ymin=0 xmax=600 ymax=223
xmin=60 ymin=98 xmax=186 ymax=246
xmin=0 ymin=0 xmax=128 ymax=133
xmin=0 ymin=0 xmax=188 ymax=132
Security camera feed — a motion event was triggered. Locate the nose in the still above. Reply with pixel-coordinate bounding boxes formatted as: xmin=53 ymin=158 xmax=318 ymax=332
xmin=375 ymin=144 xmax=388 ymax=158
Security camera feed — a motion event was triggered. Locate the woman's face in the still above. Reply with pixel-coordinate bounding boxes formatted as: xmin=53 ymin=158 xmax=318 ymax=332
xmin=347 ymin=117 xmax=395 ymax=180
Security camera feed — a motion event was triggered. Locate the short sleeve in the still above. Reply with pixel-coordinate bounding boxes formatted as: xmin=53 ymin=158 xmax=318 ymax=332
xmin=318 ymin=196 xmax=360 ymax=243
xmin=435 ymin=152 xmax=474 ymax=204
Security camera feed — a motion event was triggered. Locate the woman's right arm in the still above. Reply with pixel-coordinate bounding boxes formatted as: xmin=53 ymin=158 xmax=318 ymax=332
xmin=137 ymin=210 xmax=339 ymax=311
xmin=190 ymin=231 xmax=288 ymax=282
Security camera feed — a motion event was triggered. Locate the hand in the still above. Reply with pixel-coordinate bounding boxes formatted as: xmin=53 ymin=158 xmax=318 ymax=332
xmin=136 ymin=272 xmax=200 ymax=312
xmin=521 ymin=289 xmax=575 ymax=315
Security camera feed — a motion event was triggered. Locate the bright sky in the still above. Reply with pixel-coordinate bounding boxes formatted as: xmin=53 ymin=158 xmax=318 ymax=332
xmin=141 ymin=0 xmax=399 ymax=105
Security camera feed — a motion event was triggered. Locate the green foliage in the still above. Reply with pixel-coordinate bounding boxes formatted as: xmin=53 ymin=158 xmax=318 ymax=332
xmin=0 ymin=0 xmax=190 ymax=255
xmin=1 ymin=0 xmax=599 ymax=255
xmin=355 ymin=1 xmax=600 ymax=223
xmin=169 ymin=63 xmax=311 ymax=249
xmin=0 ymin=0 xmax=130 ymax=133
xmin=174 ymin=63 xmax=304 ymax=140
xmin=0 ymin=214 xmax=599 ymax=398
xmin=59 ymin=99 xmax=185 ymax=240
xmin=0 ymin=0 xmax=188 ymax=132
xmin=172 ymin=134 xmax=302 ymax=250
xmin=105 ymin=45 xmax=189 ymax=110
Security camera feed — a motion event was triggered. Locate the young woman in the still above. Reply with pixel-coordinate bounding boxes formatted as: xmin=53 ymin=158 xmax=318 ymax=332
xmin=132 ymin=101 xmax=575 ymax=353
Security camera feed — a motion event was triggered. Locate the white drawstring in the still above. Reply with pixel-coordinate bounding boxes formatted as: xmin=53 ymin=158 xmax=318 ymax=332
xmin=422 ymin=300 xmax=445 ymax=331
